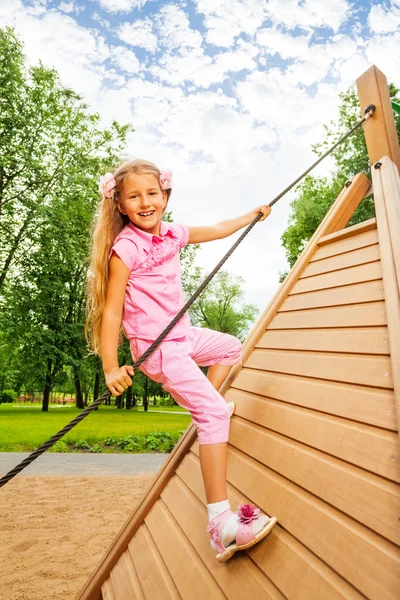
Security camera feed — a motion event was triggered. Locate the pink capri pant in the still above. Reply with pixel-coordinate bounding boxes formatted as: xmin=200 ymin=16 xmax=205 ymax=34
xmin=129 ymin=326 xmax=242 ymax=445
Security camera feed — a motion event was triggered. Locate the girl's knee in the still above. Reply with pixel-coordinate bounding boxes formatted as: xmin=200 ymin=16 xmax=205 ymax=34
xmin=196 ymin=403 xmax=230 ymax=445
xmin=220 ymin=335 xmax=242 ymax=365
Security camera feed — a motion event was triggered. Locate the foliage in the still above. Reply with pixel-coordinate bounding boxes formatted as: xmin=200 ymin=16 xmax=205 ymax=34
xmin=1 ymin=389 xmax=16 ymax=402
xmin=185 ymin=269 xmax=259 ymax=341
xmin=281 ymin=83 xmax=400 ymax=268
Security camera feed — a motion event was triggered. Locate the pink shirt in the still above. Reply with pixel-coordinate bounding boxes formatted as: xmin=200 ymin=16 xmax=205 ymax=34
xmin=109 ymin=220 xmax=191 ymax=341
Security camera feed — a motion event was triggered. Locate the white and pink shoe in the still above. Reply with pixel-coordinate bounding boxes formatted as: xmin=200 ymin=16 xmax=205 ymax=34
xmin=207 ymin=503 xmax=277 ymax=563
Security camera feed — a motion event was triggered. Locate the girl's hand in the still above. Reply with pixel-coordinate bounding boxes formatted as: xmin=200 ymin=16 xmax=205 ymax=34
xmin=252 ymin=204 xmax=271 ymax=222
xmin=104 ymin=365 xmax=134 ymax=396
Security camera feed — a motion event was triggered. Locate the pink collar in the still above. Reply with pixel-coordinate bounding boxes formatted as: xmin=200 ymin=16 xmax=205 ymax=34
xmin=127 ymin=221 xmax=178 ymax=244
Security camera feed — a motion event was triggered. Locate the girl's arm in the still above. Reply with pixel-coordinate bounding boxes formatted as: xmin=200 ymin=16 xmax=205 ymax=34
xmin=187 ymin=205 xmax=271 ymax=244
xmin=100 ymin=255 xmax=134 ymax=396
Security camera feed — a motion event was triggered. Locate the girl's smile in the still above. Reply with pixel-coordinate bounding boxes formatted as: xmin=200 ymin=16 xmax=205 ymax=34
xmin=117 ymin=172 xmax=167 ymax=236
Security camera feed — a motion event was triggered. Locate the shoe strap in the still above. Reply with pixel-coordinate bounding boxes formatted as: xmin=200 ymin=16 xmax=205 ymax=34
xmin=206 ymin=508 xmax=234 ymax=554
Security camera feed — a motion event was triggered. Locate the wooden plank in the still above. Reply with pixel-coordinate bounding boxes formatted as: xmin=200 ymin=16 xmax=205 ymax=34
xmin=313 ymin=226 xmax=378 ymax=261
xmin=356 ymin=65 xmax=400 ymax=173
xmin=226 ymin=388 xmax=400 ymax=493
xmin=373 ymin=157 xmax=400 ymax=437
xmin=257 ymin=327 xmax=390 ymax=355
xmin=144 ymin=500 xmax=226 ymax=600
xmin=282 ymin=280 xmax=384 ymax=311
xmin=127 ymin=525 xmax=181 ymax=600
xmin=301 ymin=244 xmax=380 ymax=278
xmin=176 ymin=453 xmax=365 ymax=600
xmin=101 ymin=580 xmax=115 ymax=600
xmin=75 ymin=423 xmax=199 ymax=600
xmin=245 ymin=348 xmax=393 ymax=389
xmin=221 ymin=174 xmax=371 ymax=394
xmin=186 ymin=448 xmax=400 ymax=600
xmin=290 ymin=261 xmax=381 ymax=294
xmin=161 ymin=476 xmax=285 ymax=600
xmin=318 ymin=218 xmax=377 ymax=247
xmin=232 ymin=368 xmax=397 ymax=431
xmin=109 ymin=552 xmax=144 ymax=600
xmin=269 ymin=302 xmax=387 ymax=330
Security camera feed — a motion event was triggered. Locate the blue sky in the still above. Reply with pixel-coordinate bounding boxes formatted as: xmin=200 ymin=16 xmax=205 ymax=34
xmin=2 ymin=0 xmax=400 ymax=312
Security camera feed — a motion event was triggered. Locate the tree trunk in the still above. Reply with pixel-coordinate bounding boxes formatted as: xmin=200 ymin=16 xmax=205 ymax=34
xmin=42 ymin=358 xmax=52 ymax=412
xmin=93 ymin=364 xmax=100 ymax=410
xmin=126 ymin=385 xmax=132 ymax=410
xmin=143 ymin=376 xmax=149 ymax=412
xmin=74 ymin=367 xmax=84 ymax=409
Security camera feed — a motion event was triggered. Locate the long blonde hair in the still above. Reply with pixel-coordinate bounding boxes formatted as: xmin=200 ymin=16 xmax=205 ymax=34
xmin=85 ymin=158 xmax=172 ymax=356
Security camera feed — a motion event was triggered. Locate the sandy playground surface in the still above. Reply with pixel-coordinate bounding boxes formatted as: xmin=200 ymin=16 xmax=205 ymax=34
xmin=0 ymin=474 xmax=156 ymax=600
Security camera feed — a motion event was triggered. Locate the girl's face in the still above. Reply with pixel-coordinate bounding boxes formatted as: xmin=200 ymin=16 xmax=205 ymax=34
xmin=117 ymin=172 xmax=168 ymax=236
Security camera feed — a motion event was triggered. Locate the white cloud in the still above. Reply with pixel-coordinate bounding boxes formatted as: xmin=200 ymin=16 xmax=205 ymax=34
xmin=257 ymin=27 xmax=311 ymax=60
xmin=58 ymin=2 xmax=75 ymax=13
xmin=110 ymin=45 xmax=140 ymax=74
xmin=365 ymin=31 xmax=400 ymax=86
xmin=96 ymin=0 xmax=149 ymax=13
xmin=117 ymin=18 xmax=158 ymax=52
xmin=264 ymin=0 xmax=351 ymax=33
xmin=194 ymin=0 xmax=268 ymax=47
xmin=156 ymin=4 xmax=203 ymax=52
xmin=368 ymin=2 xmax=400 ymax=34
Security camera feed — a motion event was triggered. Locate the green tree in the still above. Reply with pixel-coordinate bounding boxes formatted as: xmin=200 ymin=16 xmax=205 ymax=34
xmin=0 ymin=27 xmax=131 ymax=411
xmin=185 ymin=269 xmax=259 ymax=342
xmin=281 ymin=83 xmax=400 ymax=272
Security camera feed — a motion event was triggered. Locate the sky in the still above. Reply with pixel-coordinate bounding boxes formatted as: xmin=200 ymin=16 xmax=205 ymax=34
xmin=1 ymin=0 xmax=400 ymax=314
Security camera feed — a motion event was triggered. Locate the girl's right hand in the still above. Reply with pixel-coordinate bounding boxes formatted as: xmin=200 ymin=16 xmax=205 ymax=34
xmin=104 ymin=365 xmax=134 ymax=396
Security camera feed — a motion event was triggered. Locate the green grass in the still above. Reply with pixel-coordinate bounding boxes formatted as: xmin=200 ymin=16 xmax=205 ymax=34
xmin=0 ymin=403 xmax=191 ymax=452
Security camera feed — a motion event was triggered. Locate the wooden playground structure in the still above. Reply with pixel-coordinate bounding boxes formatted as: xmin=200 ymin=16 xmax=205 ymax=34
xmin=76 ymin=65 xmax=400 ymax=600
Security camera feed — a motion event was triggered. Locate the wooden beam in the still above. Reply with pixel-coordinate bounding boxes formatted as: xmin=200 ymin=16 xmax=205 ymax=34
xmin=356 ymin=65 xmax=400 ymax=174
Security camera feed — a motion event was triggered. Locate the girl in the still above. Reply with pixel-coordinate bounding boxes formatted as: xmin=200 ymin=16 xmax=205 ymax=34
xmin=85 ymin=158 xmax=277 ymax=563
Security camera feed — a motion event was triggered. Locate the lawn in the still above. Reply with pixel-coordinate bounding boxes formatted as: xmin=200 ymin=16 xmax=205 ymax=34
xmin=0 ymin=403 xmax=192 ymax=452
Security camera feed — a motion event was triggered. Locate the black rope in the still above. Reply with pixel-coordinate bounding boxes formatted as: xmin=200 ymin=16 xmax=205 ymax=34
xmin=0 ymin=105 xmax=375 ymax=489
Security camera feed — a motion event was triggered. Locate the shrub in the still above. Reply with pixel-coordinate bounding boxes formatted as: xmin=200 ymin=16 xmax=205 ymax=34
xmin=51 ymin=440 xmax=69 ymax=453
xmin=89 ymin=444 xmax=103 ymax=453
xmin=73 ymin=439 xmax=90 ymax=450
xmin=1 ymin=389 xmax=17 ymax=403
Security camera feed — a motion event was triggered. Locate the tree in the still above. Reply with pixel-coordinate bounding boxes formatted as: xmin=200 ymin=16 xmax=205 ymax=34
xmin=185 ymin=269 xmax=259 ymax=342
xmin=0 ymin=27 xmax=131 ymax=410
xmin=280 ymin=83 xmax=400 ymax=271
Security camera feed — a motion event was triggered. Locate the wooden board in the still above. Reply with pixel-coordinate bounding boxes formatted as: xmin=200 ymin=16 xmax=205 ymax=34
xmin=245 ymin=348 xmax=393 ymax=388
xmin=281 ymin=280 xmax=384 ymax=311
xmin=109 ymin=552 xmax=144 ymax=600
xmin=318 ymin=218 xmax=376 ymax=248
xmin=144 ymin=500 xmax=226 ymax=600
xmin=101 ymin=580 xmax=115 ymax=600
xmin=302 ymin=244 xmax=380 ymax=278
xmin=161 ymin=476 xmax=285 ymax=600
xmin=269 ymin=301 xmax=387 ymax=329
xmin=186 ymin=449 xmax=400 ymax=600
xmin=232 ymin=368 xmax=397 ymax=431
xmin=225 ymin=393 xmax=400 ymax=518
xmin=176 ymin=454 xmax=365 ymax=600
xmin=127 ymin=525 xmax=181 ymax=600
xmin=257 ymin=327 xmax=390 ymax=354
xmin=291 ymin=261 xmax=381 ymax=294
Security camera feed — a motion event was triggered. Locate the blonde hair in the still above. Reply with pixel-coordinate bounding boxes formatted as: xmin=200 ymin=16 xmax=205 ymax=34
xmin=85 ymin=158 xmax=172 ymax=356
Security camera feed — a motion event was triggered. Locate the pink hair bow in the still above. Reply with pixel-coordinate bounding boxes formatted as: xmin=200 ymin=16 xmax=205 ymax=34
xmin=159 ymin=169 xmax=173 ymax=190
xmin=99 ymin=172 xmax=116 ymax=198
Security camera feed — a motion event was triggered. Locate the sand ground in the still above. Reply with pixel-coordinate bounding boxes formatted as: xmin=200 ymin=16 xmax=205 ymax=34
xmin=0 ymin=474 xmax=155 ymax=600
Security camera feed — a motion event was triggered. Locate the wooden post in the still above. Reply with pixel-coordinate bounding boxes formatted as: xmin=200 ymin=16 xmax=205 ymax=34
xmin=356 ymin=65 xmax=400 ymax=174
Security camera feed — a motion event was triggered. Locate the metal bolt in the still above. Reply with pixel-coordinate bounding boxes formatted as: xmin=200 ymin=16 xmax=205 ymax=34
xmin=374 ymin=161 xmax=382 ymax=169
xmin=387 ymin=410 xmax=391 ymax=415
xmin=384 ymin=339 xmax=387 ymax=343
xmin=382 ymin=310 xmax=386 ymax=315
xmin=384 ymin=373 xmax=388 ymax=377
xmin=391 ymin=456 xmax=396 ymax=461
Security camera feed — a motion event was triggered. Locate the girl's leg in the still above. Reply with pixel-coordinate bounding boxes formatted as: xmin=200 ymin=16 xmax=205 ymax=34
xmin=200 ymin=363 xmax=231 ymax=503
xmin=207 ymin=363 xmax=231 ymax=391
xmin=199 ymin=441 xmax=228 ymax=503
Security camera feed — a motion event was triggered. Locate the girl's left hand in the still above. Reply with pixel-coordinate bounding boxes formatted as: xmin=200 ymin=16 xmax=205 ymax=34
xmin=252 ymin=204 xmax=271 ymax=222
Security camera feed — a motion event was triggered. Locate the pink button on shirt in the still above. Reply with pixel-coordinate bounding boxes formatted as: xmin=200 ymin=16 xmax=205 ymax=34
xmin=109 ymin=221 xmax=191 ymax=341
